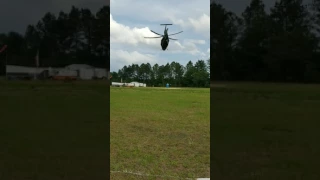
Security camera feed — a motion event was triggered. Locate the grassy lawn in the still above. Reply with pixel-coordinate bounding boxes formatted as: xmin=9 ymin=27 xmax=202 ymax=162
xmin=211 ymin=82 xmax=320 ymax=180
xmin=110 ymin=87 xmax=210 ymax=179
xmin=0 ymin=80 xmax=109 ymax=180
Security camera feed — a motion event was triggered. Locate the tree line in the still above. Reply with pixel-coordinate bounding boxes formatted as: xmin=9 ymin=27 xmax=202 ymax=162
xmin=0 ymin=5 xmax=110 ymax=75
xmin=212 ymin=0 xmax=320 ymax=83
xmin=110 ymin=59 xmax=210 ymax=87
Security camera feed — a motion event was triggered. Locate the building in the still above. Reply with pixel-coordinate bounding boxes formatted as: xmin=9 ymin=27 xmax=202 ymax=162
xmin=64 ymin=64 xmax=107 ymax=80
xmin=111 ymin=81 xmax=147 ymax=87
xmin=5 ymin=65 xmax=47 ymax=80
xmin=5 ymin=64 xmax=108 ymax=80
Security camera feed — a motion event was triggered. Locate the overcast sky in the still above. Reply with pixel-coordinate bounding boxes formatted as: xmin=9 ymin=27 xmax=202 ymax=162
xmin=2 ymin=0 xmax=315 ymax=71
xmin=214 ymin=0 xmax=313 ymax=16
xmin=214 ymin=0 xmax=276 ymax=15
xmin=110 ymin=0 xmax=210 ymax=72
xmin=0 ymin=0 xmax=109 ymax=35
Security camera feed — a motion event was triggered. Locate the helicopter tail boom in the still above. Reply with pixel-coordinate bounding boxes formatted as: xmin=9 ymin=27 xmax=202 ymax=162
xmin=160 ymin=24 xmax=173 ymax=25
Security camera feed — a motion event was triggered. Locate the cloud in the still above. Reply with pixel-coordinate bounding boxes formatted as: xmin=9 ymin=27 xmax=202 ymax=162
xmin=110 ymin=0 xmax=210 ymax=72
xmin=188 ymin=14 xmax=210 ymax=36
xmin=169 ymin=14 xmax=210 ymax=38
xmin=184 ymin=39 xmax=206 ymax=45
xmin=110 ymin=49 xmax=160 ymax=71
xmin=111 ymin=15 xmax=151 ymax=45
xmin=110 ymin=14 xmax=162 ymax=50
xmin=110 ymin=0 xmax=210 ymax=37
xmin=110 ymin=14 xmax=206 ymax=55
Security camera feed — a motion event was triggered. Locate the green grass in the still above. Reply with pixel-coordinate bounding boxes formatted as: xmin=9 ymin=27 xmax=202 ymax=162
xmin=211 ymin=82 xmax=320 ymax=180
xmin=4 ymin=79 xmax=319 ymax=179
xmin=110 ymin=87 xmax=210 ymax=179
xmin=0 ymin=80 xmax=109 ymax=180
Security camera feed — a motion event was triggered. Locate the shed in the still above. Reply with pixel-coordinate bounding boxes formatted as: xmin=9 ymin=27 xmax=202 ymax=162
xmin=94 ymin=68 xmax=108 ymax=79
xmin=80 ymin=69 xmax=95 ymax=80
xmin=65 ymin=64 xmax=95 ymax=80
xmin=130 ymin=82 xmax=140 ymax=87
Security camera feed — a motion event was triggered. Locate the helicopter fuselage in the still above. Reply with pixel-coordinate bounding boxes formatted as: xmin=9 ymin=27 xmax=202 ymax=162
xmin=144 ymin=24 xmax=182 ymax=51
xmin=161 ymin=36 xmax=169 ymax=50
xmin=161 ymin=27 xmax=169 ymax=50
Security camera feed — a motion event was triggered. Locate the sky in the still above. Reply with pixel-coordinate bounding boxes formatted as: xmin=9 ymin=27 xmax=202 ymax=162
xmin=214 ymin=0 xmax=276 ymax=15
xmin=2 ymin=0 xmax=314 ymax=72
xmin=214 ymin=0 xmax=314 ymax=16
xmin=110 ymin=0 xmax=210 ymax=72
xmin=0 ymin=0 xmax=108 ymax=35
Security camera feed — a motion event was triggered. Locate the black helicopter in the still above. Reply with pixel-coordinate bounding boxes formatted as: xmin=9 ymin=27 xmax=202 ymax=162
xmin=144 ymin=24 xmax=183 ymax=51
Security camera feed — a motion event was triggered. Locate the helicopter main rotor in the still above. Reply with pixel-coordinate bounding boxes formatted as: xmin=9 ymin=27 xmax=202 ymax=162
xmin=150 ymin=30 xmax=163 ymax=36
xmin=168 ymin=31 xmax=183 ymax=36
xmin=144 ymin=28 xmax=183 ymax=40
xmin=144 ymin=36 xmax=162 ymax=38
xmin=143 ymin=23 xmax=182 ymax=51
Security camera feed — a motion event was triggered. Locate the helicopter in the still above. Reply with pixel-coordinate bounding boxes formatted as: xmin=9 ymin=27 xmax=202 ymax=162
xmin=144 ymin=24 xmax=183 ymax=51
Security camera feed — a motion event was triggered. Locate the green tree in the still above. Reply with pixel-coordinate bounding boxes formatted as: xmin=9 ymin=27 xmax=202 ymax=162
xmin=151 ymin=63 xmax=159 ymax=86
xmin=237 ymin=0 xmax=270 ymax=81
xmin=183 ymin=61 xmax=196 ymax=86
xmin=264 ymin=0 xmax=318 ymax=82
xmin=193 ymin=60 xmax=210 ymax=87
xmin=211 ymin=2 xmax=243 ymax=81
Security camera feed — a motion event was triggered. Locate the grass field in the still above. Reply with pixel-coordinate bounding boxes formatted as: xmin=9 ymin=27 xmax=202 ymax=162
xmin=211 ymin=82 xmax=320 ymax=180
xmin=0 ymin=80 xmax=109 ymax=180
xmin=5 ymin=79 xmax=318 ymax=179
xmin=0 ymin=79 xmax=210 ymax=180
xmin=110 ymin=87 xmax=210 ymax=179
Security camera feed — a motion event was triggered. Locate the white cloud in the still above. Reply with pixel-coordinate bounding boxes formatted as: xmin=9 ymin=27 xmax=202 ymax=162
xmin=188 ymin=14 xmax=210 ymax=36
xmin=110 ymin=49 xmax=161 ymax=71
xmin=184 ymin=39 xmax=206 ymax=45
xmin=168 ymin=14 xmax=210 ymax=38
xmin=111 ymin=0 xmax=210 ymax=37
xmin=110 ymin=0 xmax=210 ymax=72
xmin=206 ymin=48 xmax=210 ymax=59
xmin=110 ymin=14 xmax=206 ymax=55
xmin=110 ymin=14 xmax=155 ymax=47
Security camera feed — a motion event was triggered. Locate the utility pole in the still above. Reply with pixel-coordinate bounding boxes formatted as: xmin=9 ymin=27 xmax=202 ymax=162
xmin=5 ymin=47 xmax=7 ymax=79
xmin=4 ymin=45 xmax=8 ymax=80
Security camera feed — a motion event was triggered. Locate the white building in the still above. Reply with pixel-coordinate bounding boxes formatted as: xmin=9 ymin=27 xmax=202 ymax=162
xmin=111 ymin=81 xmax=146 ymax=87
xmin=6 ymin=65 xmax=46 ymax=79
xmin=65 ymin=64 xmax=108 ymax=80
xmin=6 ymin=64 xmax=108 ymax=80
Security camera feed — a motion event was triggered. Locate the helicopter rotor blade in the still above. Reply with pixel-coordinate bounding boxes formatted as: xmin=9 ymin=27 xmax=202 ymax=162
xmin=169 ymin=38 xmax=178 ymax=40
xmin=144 ymin=37 xmax=162 ymax=38
xmin=150 ymin=30 xmax=163 ymax=36
xmin=168 ymin=31 xmax=183 ymax=36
